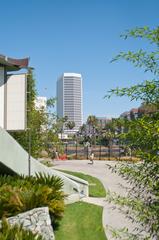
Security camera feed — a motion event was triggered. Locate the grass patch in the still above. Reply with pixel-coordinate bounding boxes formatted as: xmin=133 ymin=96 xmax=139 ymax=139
xmin=55 ymin=202 xmax=107 ymax=240
xmin=58 ymin=170 xmax=106 ymax=197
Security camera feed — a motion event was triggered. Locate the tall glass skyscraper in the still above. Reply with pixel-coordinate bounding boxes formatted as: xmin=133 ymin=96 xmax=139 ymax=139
xmin=57 ymin=73 xmax=83 ymax=133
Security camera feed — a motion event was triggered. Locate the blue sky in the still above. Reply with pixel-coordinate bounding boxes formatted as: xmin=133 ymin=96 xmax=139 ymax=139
xmin=1 ymin=0 xmax=159 ymax=121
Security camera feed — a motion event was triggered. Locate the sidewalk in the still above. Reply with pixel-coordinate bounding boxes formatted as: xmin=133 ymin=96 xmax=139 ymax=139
xmin=53 ymin=160 xmax=146 ymax=240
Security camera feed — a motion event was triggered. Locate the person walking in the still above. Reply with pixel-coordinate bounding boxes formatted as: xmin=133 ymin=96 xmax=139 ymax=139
xmin=88 ymin=145 xmax=94 ymax=164
xmin=90 ymin=152 xmax=94 ymax=164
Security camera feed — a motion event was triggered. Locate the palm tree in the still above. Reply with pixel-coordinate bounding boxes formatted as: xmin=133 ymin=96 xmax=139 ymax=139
xmin=55 ymin=116 xmax=68 ymax=139
xmin=66 ymin=121 xmax=75 ymax=131
xmin=79 ymin=124 xmax=87 ymax=136
xmin=87 ymin=115 xmax=98 ymax=144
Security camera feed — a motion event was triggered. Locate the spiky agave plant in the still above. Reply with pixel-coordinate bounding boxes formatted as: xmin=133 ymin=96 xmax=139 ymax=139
xmin=0 ymin=173 xmax=65 ymax=228
xmin=0 ymin=218 xmax=44 ymax=240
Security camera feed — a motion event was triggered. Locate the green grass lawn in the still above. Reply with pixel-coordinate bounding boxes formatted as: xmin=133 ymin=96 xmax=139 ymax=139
xmin=59 ymin=170 xmax=106 ymax=197
xmin=55 ymin=202 xmax=107 ymax=240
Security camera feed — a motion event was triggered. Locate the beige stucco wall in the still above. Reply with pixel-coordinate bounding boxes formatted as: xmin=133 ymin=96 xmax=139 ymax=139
xmin=0 ymin=67 xmax=4 ymax=128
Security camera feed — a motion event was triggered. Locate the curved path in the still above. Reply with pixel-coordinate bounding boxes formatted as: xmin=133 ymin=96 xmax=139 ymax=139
xmin=53 ymin=160 xmax=145 ymax=240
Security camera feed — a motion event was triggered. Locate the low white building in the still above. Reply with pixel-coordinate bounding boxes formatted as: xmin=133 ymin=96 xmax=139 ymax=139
xmin=35 ymin=96 xmax=47 ymax=111
xmin=0 ymin=54 xmax=29 ymax=131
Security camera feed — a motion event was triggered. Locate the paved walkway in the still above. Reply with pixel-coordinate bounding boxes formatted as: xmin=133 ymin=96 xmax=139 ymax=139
xmin=52 ymin=160 xmax=145 ymax=240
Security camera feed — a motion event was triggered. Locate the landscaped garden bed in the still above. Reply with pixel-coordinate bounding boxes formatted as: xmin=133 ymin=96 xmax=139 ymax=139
xmin=0 ymin=173 xmax=65 ymax=239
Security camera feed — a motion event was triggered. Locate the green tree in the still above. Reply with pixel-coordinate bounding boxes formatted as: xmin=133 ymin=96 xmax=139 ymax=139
xmin=10 ymin=69 xmax=43 ymax=157
xmin=79 ymin=123 xmax=87 ymax=136
xmin=138 ymin=102 xmax=158 ymax=116
xmin=11 ymin=69 xmax=59 ymax=158
xmin=77 ymin=124 xmax=88 ymax=144
xmin=54 ymin=116 xmax=68 ymax=139
xmin=87 ymin=115 xmax=98 ymax=144
xmin=87 ymin=115 xmax=98 ymax=128
xmin=66 ymin=121 xmax=75 ymax=131
xmin=46 ymin=97 xmax=56 ymax=108
xmin=106 ymin=26 xmax=159 ymax=239
xmin=98 ymin=118 xmax=123 ymax=146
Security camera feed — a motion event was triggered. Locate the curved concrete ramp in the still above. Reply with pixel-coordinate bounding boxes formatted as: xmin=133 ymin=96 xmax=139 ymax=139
xmin=0 ymin=127 xmax=88 ymax=201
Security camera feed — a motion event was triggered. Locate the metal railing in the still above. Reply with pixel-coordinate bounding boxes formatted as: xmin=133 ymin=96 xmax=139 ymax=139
xmin=63 ymin=143 xmax=133 ymax=160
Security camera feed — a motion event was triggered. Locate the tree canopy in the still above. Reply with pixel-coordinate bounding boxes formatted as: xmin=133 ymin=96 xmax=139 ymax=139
xmin=106 ymin=26 xmax=159 ymax=239
xmin=11 ymin=69 xmax=62 ymax=158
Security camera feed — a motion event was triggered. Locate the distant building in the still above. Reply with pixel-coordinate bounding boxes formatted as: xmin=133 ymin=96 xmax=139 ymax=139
xmin=120 ymin=111 xmax=131 ymax=120
xmin=120 ymin=108 xmax=139 ymax=120
xmin=35 ymin=96 xmax=47 ymax=111
xmin=58 ymin=133 xmax=69 ymax=140
xmin=57 ymin=73 xmax=83 ymax=134
xmin=97 ymin=117 xmax=112 ymax=129
xmin=130 ymin=108 xmax=139 ymax=119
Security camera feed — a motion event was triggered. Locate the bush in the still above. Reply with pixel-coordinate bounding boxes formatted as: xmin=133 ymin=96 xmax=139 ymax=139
xmin=0 ymin=219 xmax=43 ymax=240
xmin=0 ymin=173 xmax=65 ymax=228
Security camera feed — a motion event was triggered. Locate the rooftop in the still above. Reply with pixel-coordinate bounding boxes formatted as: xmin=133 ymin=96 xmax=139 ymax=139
xmin=0 ymin=54 xmax=29 ymax=71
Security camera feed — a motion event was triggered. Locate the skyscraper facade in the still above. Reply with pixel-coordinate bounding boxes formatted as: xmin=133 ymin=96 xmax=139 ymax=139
xmin=57 ymin=73 xmax=83 ymax=133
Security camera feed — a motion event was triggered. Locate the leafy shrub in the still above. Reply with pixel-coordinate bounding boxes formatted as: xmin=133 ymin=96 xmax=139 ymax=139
xmin=0 ymin=218 xmax=43 ymax=240
xmin=0 ymin=173 xmax=65 ymax=228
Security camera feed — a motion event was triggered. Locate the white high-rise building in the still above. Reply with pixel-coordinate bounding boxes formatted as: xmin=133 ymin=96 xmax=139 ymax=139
xmin=57 ymin=73 xmax=83 ymax=133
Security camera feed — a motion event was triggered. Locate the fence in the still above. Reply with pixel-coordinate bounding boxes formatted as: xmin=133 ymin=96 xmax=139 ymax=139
xmin=63 ymin=143 xmax=133 ymax=160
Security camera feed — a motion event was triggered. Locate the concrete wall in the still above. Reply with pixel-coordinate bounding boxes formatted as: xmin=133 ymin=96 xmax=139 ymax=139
xmin=0 ymin=127 xmax=88 ymax=200
xmin=0 ymin=207 xmax=54 ymax=240
xmin=61 ymin=171 xmax=88 ymax=197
